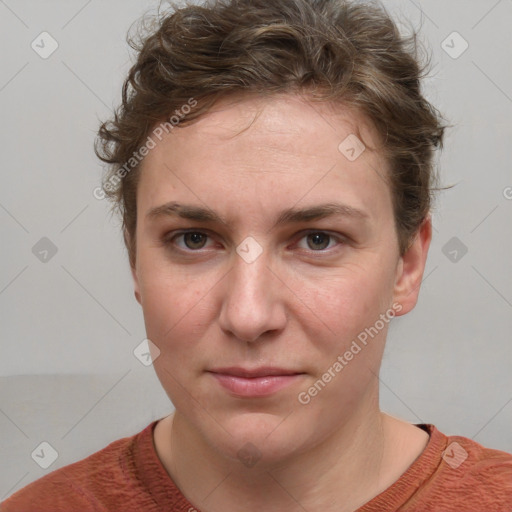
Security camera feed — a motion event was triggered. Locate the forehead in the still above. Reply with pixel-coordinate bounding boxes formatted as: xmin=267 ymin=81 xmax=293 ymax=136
xmin=137 ymin=93 xmax=392 ymax=225
xmin=154 ymin=93 xmax=384 ymax=163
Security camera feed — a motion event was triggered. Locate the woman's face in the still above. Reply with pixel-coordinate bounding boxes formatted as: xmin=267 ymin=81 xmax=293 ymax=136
xmin=132 ymin=94 xmax=428 ymax=465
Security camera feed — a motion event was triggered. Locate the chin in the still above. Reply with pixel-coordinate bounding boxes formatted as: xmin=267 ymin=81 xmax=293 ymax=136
xmin=198 ymin=410 xmax=310 ymax=467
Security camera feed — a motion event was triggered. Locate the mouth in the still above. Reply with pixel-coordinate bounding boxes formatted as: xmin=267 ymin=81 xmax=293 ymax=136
xmin=207 ymin=367 xmax=305 ymax=397
xmin=208 ymin=366 xmax=303 ymax=378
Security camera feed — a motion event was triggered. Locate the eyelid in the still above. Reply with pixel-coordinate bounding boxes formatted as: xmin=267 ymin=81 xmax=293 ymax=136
xmin=164 ymin=229 xmax=218 ymax=251
xmin=292 ymin=229 xmax=347 ymax=252
xmin=162 ymin=228 xmax=348 ymax=253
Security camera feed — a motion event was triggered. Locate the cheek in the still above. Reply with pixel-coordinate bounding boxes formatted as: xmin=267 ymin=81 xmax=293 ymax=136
xmin=138 ymin=258 xmax=206 ymax=341
xmin=140 ymin=273 xmax=212 ymax=389
xmin=295 ymin=263 xmax=394 ymax=340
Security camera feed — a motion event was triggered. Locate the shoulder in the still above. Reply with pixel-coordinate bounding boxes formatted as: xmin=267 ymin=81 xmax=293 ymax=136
xmin=0 ymin=425 xmax=152 ymax=512
xmin=409 ymin=426 xmax=512 ymax=511
xmin=443 ymin=432 xmax=512 ymax=488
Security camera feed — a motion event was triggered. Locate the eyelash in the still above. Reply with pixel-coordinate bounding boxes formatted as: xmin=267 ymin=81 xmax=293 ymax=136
xmin=163 ymin=229 xmax=346 ymax=255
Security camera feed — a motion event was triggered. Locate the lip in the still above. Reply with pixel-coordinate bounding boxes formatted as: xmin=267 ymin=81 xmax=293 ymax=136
xmin=209 ymin=366 xmax=302 ymax=378
xmin=208 ymin=367 xmax=305 ymax=397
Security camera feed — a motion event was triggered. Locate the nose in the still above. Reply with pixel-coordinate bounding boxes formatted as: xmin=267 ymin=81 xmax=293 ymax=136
xmin=218 ymin=247 xmax=287 ymax=343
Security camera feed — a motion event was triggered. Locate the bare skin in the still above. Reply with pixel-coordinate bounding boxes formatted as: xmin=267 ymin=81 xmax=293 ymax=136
xmin=154 ymin=411 xmax=429 ymax=511
xmin=131 ymin=93 xmax=431 ymax=512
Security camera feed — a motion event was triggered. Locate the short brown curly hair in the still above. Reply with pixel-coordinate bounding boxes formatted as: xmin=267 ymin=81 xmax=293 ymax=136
xmin=95 ymin=0 xmax=446 ymax=267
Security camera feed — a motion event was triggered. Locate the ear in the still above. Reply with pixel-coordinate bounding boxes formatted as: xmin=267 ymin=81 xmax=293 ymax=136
xmin=131 ymin=265 xmax=142 ymax=305
xmin=124 ymin=228 xmax=141 ymax=305
xmin=392 ymin=216 xmax=432 ymax=316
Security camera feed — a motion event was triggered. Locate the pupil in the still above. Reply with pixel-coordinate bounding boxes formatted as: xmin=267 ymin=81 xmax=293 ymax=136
xmin=308 ymin=233 xmax=329 ymax=250
xmin=185 ymin=232 xmax=206 ymax=249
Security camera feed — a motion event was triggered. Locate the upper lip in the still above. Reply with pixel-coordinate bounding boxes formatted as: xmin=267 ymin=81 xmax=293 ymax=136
xmin=208 ymin=367 xmax=303 ymax=378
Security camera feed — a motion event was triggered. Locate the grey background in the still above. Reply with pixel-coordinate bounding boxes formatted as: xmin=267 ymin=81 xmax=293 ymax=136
xmin=1 ymin=0 xmax=511 ymax=501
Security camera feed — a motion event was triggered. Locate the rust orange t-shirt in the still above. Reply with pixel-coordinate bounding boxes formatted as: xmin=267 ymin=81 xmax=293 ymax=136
xmin=2 ymin=421 xmax=512 ymax=511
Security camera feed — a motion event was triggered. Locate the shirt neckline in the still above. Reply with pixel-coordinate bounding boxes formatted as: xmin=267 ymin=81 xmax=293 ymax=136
xmin=134 ymin=420 xmax=447 ymax=511
xmin=356 ymin=423 xmax=448 ymax=511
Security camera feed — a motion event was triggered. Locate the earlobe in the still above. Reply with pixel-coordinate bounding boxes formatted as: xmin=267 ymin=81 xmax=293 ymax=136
xmin=125 ymin=228 xmax=142 ymax=305
xmin=392 ymin=216 xmax=432 ymax=316
xmin=132 ymin=265 xmax=142 ymax=305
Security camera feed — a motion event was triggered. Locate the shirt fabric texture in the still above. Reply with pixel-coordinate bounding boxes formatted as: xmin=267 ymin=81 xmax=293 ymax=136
xmin=2 ymin=420 xmax=512 ymax=511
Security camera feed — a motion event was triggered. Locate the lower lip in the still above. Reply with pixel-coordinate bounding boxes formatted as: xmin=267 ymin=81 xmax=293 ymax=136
xmin=209 ymin=373 xmax=304 ymax=397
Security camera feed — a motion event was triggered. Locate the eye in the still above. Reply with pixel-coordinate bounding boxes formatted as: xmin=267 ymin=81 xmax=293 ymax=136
xmin=164 ymin=229 xmax=345 ymax=254
xmin=169 ymin=231 xmax=215 ymax=251
xmin=296 ymin=231 xmax=342 ymax=251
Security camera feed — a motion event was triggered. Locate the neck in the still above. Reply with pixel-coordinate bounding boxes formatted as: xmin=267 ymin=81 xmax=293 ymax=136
xmin=153 ymin=391 xmax=423 ymax=512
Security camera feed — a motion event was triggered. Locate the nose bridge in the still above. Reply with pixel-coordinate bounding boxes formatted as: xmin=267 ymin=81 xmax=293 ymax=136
xmin=232 ymin=232 xmax=273 ymax=293
xmin=232 ymin=249 xmax=269 ymax=299
xmin=219 ymin=242 xmax=285 ymax=342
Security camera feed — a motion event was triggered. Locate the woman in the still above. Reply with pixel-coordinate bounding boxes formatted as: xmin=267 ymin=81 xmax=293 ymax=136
xmin=3 ymin=0 xmax=511 ymax=510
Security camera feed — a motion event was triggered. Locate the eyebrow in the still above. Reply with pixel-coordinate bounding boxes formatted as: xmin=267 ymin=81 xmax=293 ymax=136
xmin=146 ymin=201 xmax=369 ymax=229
